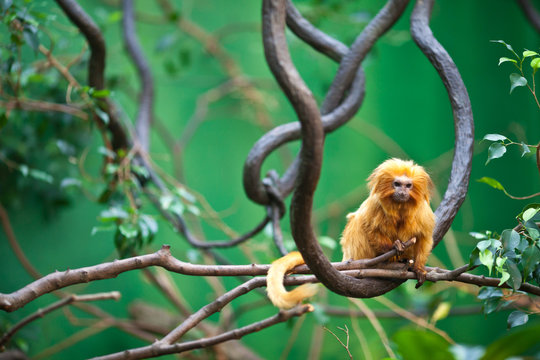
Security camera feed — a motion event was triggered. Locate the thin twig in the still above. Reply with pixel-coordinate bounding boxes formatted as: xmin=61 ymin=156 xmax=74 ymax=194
xmin=0 ymin=292 xmax=120 ymax=347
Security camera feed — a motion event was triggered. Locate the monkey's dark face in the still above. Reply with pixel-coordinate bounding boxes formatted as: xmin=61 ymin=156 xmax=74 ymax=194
xmin=391 ymin=175 xmax=413 ymax=203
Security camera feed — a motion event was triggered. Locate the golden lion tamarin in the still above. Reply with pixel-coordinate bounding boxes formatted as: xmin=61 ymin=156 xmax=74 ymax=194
xmin=266 ymin=158 xmax=435 ymax=309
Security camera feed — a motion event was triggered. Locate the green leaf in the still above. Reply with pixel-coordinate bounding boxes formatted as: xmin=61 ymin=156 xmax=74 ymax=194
xmin=477 ymin=286 xmax=503 ymax=300
xmin=319 ymin=236 xmax=337 ymax=250
xmin=507 ymin=311 xmax=529 ymax=329
xmin=504 ymin=259 xmax=522 ymax=290
xmin=91 ymin=89 xmax=111 ymax=98
xmin=119 ymin=223 xmax=138 ymax=239
xmin=175 ymin=187 xmax=196 ymax=203
xmin=469 ymin=231 xmax=488 ymax=240
xmin=476 ymin=239 xmax=492 ymax=252
xmin=91 ymin=225 xmax=115 ymax=236
xmin=490 ymin=40 xmax=516 ymax=54
xmin=521 ymin=245 xmax=540 ymax=281
xmin=469 ymin=247 xmax=481 ymax=268
xmin=1 ymin=0 xmax=13 ymax=12
xmin=498 ymin=271 xmax=510 ymax=286
xmin=509 ymin=73 xmax=527 ymax=94
xmin=486 ymin=143 xmax=507 ymax=164
xmin=99 ymin=207 xmax=129 ymax=222
xmin=159 ymin=194 xmax=174 ymax=210
xmin=530 ymin=57 xmax=540 ymax=71
xmin=522 ymin=208 xmax=539 ymax=222
xmin=498 ymin=57 xmax=517 ymax=66
xmin=523 ymin=50 xmax=538 ymax=58
xmin=479 ymin=249 xmax=494 ymax=274
xmin=60 ymin=178 xmax=81 ymax=188
xmin=19 ymin=164 xmax=29 ymax=177
xmin=477 ymin=177 xmax=506 ymax=193
xmin=393 ymin=328 xmax=453 ymax=360
xmin=186 ymin=204 xmax=200 ymax=216
xmin=483 ymin=297 xmax=501 ymax=315
xmin=28 ymin=169 xmax=53 ymax=183
xmin=481 ymin=323 xmax=540 ymax=360
xmin=482 ymin=133 xmax=507 ymax=142
xmin=501 ymin=229 xmax=520 ymax=251
xmin=0 ymin=112 xmax=7 ymax=130
xmin=520 ymin=142 xmax=531 ymax=157
xmin=22 ymin=27 xmax=39 ymax=53
xmin=94 ymin=107 xmax=110 ymax=125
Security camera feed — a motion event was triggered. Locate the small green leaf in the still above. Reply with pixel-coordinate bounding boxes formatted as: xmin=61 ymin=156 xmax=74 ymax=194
xmin=170 ymin=202 xmax=184 ymax=216
xmin=482 ymin=133 xmax=507 ymax=142
xmin=501 ymin=229 xmax=520 ymax=251
xmin=319 ymin=236 xmax=337 ymax=250
xmin=477 ymin=239 xmax=492 ymax=252
xmin=504 ymin=259 xmax=522 ymax=290
xmin=469 ymin=231 xmax=488 ymax=240
xmin=94 ymin=107 xmax=110 ymax=125
xmin=477 ymin=177 xmax=506 ymax=191
xmin=523 ymin=50 xmax=538 ymax=58
xmin=507 ymin=311 xmax=529 ymax=329
xmin=159 ymin=194 xmax=174 ymax=210
xmin=479 ymin=249 xmax=494 ymax=274
xmin=119 ymin=223 xmax=138 ymax=239
xmin=477 ymin=286 xmax=503 ymax=300
xmin=187 ymin=204 xmax=200 ymax=216
xmin=490 ymin=40 xmax=516 ymax=54
xmin=28 ymin=169 xmax=53 ymax=183
xmin=530 ymin=57 xmax=540 ymax=70
xmin=520 ymin=142 xmax=531 ymax=157
xmin=498 ymin=271 xmax=510 ymax=286
xmin=509 ymin=73 xmax=527 ymax=94
xmin=19 ymin=164 xmax=29 ymax=177
xmin=91 ymin=225 xmax=115 ymax=236
xmin=60 ymin=178 xmax=81 ymax=188
xmin=99 ymin=207 xmax=129 ymax=222
xmin=91 ymin=89 xmax=111 ymax=98
xmin=486 ymin=143 xmax=507 ymax=164
xmin=498 ymin=57 xmax=517 ymax=66
xmin=521 ymin=245 xmax=540 ymax=281
xmin=22 ymin=27 xmax=39 ymax=53
xmin=522 ymin=208 xmax=539 ymax=222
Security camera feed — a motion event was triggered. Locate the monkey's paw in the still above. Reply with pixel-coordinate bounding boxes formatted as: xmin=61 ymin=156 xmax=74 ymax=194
xmin=413 ymin=267 xmax=427 ymax=289
xmin=393 ymin=239 xmax=406 ymax=256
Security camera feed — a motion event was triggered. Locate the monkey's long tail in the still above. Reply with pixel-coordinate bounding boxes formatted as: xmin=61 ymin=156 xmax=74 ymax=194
xmin=266 ymin=251 xmax=318 ymax=309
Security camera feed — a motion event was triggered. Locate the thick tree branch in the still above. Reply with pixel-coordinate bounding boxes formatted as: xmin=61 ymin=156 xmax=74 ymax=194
xmin=516 ymin=0 xmax=540 ymax=33
xmin=55 ymin=0 xmax=129 ymax=151
xmin=410 ymin=0 xmax=474 ymax=248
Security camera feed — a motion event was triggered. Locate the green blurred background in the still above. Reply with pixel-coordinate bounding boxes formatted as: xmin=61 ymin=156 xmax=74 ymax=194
xmin=1 ymin=0 xmax=539 ymax=359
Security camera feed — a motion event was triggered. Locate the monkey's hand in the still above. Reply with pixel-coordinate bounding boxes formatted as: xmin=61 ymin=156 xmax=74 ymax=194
xmin=412 ymin=266 xmax=427 ymax=289
xmin=393 ymin=239 xmax=406 ymax=256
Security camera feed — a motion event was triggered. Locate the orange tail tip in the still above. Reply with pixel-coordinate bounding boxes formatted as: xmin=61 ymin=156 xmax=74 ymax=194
xmin=266 ymin=251 xmax=318 ymax=309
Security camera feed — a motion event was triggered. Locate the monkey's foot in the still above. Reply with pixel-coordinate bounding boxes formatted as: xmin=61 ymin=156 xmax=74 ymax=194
xmin=413 ymin=267 xmax=427 ymax=289
xmin=393 ymin=239 xmax=406 ymax=256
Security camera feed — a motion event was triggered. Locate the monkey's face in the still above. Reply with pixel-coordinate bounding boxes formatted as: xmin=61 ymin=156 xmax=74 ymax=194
xmin=391 ymin=175 xmax=413 ymax=203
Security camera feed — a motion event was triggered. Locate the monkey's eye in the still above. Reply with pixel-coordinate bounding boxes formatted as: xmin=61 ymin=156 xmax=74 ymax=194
xmin=406 ymin=183 xmax=412 ymax=189
xmin=393 ymin=181 xmax=400 ymax=187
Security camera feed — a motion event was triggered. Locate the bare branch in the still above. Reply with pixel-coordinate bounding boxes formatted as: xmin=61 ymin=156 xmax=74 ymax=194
xmin=0 ymin=292 xmax=120 ymax=347
xmin=54 ymin=0 xmax=130 ymax=151
xmin=121 ymin=0 xmax=154 ymax=152
xmin=516 ymin=0 xmax=540 ymax=33
xmin=90 ymin=305 xmax=313 ymax=360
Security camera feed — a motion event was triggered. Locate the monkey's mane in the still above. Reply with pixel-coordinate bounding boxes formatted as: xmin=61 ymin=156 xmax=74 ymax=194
xmin=367 ymin=158 xmax=433 ymax=205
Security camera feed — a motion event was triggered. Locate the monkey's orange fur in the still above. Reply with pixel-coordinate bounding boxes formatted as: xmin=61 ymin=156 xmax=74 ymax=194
xmin=340 ymin=158 xmax=435 ymax=273
xmin=266 ymin=158 xmax=435 ymax=309
xmin=266 ymin=251 xmax=318 ymax=309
